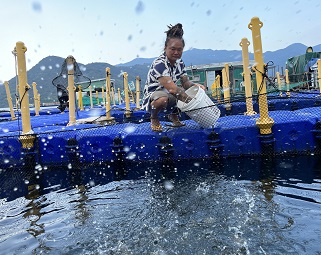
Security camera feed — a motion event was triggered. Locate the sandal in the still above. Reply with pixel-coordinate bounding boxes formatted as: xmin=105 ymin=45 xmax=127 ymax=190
xmin=150 ymin=117 xmax=163 ymax=132
xmin=165 ymin=122 xmax=185 ymax=128
xmin=151 ymin=123 xmax=163 ymax=132
xmin=167 ymin=114 xmax=186 ymax=127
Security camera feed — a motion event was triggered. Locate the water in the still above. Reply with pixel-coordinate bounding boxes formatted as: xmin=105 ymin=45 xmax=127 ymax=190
xmin=0 ymin=156 xmax=321 ymax=254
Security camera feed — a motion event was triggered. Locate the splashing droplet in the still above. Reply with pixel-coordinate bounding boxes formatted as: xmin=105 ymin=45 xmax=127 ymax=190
xmin=164 ymin=180 xmax=174 ymax=190
xmin=32 ymin=2 xmax=42 ymax=13
xmin=135 ymin=1 xmax=145 ymax=15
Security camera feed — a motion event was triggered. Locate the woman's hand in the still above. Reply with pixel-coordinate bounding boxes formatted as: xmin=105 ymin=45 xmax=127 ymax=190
xmin=180 ymin=75 xmax=206 ymax=90
xmin=194 ymin=83 xmax=206 ymax=90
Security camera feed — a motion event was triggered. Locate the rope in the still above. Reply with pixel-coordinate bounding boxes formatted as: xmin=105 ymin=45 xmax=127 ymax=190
xmin=11 ymin=50 xmax=23 ymax=134
xmin=252 ymin=61 xmax=280 ymax=102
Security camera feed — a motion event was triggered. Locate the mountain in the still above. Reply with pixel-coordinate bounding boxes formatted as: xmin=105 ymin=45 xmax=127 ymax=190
xmin=2 ymin=57 xmax=151 ymax=108
xmin=117 ymin=43 xmax=320 ymax=72
xmin=1 ymin=43 xmax=318 ymax=108
xmin=117 ymin=57 xmax=155 ymax=66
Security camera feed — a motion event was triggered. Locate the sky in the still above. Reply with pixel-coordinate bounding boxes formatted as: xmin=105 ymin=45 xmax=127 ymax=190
xmin=1 ymin=0 xmax=321 ymax=82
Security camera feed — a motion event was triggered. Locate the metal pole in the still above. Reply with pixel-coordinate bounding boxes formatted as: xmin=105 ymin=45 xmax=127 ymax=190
xmin=15 ymin=41 xmax=32 ymax=134
xmin=222 ymin=67 xmax=231 ymax=110
xmin=248 ymin=17 xmax=274 ymax=135
xmin=240 ymin=38 xmax=256 ymax=115
xmin=106 ymin=68 xmax=112 ymax=118
xmin=78 ymin=85 xmax=84 ymax=111
xmin=285 ymin=69 xmax=290 ymax=97
xmin=32 ymin=82 xmax=40 ymax=116
xmin=4 ymin=81 xmax=16 ymax=120
xmin=89 ymin=85 xmax=93 ymax=108
xmin=67 ymin=55 xmax=76 ymax=126
xmin=135 ymin=76 xmax=141 ymax=110
xmin=123 ymin=72 xmax=131 ymax=117
xmin=318 ymin=59 xmax=321 ymax=94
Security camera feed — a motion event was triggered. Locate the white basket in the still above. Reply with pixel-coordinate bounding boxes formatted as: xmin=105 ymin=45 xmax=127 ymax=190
xmin=177 ymin=86 xmax=220 ymax=128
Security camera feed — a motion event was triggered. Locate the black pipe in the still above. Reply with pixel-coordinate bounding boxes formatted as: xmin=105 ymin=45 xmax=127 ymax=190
xmin=20 ymin=134 xmax=39 ymax=170
xmin=112 ymin=136 xmax=125 ymax=159
xmin=258 ymin=133 xmax=275 ymax=157
xmin=268 ymin=103 xmax=275 ymax=111
xmin=21 ymin=148 xmax=38 ymax=170
xmin=156 ymin=136 xmax=174 ymax=159
xmin=65 ymin=138 xmax=80 ymax=166
xmin=111 ymin=136 xmax=126 ymax=179
xmin=312 ymin=121 xmax=321 ymax=155
xmin=291 ymin=101 xmax=298 ymax=111
xmin=206 ymin=131 xmax=223 ymax=158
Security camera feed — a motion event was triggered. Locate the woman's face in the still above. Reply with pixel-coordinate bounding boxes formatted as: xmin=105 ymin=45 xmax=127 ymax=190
xmin=165 ymin=38 xmax=184 ymax=65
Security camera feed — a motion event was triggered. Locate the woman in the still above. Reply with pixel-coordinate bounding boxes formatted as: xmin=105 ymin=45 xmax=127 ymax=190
xmin=142 ymin=23 xmax=204 ymax=132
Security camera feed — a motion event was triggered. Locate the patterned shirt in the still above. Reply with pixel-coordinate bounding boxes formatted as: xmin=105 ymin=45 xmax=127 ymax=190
xmin=142 ymin=52 xmax=187 ymax=111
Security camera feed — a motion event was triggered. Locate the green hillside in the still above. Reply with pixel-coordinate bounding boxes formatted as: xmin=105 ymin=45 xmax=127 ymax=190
xmin=1 ymin=56 xmax=149 ymax=108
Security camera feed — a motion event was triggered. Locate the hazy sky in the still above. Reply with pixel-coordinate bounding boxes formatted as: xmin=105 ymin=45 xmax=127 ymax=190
xmin=1 ymin=0 xmax=320 ymax=82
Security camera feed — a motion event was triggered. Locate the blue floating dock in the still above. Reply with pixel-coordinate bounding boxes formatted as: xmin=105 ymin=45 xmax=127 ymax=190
xmin=1 ymin=95 xmax=321 ymax=169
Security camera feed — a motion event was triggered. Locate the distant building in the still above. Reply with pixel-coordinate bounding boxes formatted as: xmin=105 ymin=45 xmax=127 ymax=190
xmin=76 ymin=78 xmax=116 ymax=106
xmin=186 ymin=61 xmax=257 ymax=96
xmin=286 ymin=48 xmax=321 ymax=88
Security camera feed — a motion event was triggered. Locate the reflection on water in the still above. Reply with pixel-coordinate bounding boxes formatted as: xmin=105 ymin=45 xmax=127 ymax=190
xmin=0 ymin=155 xmax=321 ymax=254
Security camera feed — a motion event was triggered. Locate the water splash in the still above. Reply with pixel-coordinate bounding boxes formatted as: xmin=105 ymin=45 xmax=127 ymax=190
xmin=31 ymin=2 xmax=42 ymax=13
xmin=135 ymin=1 xmax=145 ymax=15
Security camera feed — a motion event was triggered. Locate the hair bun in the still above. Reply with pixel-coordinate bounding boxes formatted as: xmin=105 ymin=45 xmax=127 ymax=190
xmin=165 ymin=23 xmax=184 ymax=38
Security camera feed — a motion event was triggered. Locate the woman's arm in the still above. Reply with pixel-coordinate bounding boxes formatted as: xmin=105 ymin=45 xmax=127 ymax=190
xmin=180 ymin=75 xmax=205 ymax=90
xmin=158 ymin=76 xmax=191 ymax=102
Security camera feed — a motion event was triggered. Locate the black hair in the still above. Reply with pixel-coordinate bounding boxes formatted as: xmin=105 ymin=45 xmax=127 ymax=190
xmin=164 ymin=23 xmax=185 ymax=48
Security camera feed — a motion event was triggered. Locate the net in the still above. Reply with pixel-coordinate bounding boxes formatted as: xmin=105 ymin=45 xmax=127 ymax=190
xmin=52 ymin=57 xmax=91 ymax=92
xmin=51 ymin=57 xmax=91 ymax=111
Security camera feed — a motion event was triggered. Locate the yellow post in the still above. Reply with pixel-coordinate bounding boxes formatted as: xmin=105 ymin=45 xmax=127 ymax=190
xmin=211 ymin=80 xmax=216 ymax=97
xmin=111 ymin=86 xmax=116 ymax=106
xmin=15 ymin=79 xmax=19 ymax=109
xmin=123 ymin=72 xmax=131 ymax=117
xmin=101 ymin=86 xmax=105 ymax=106
xmin=67 ymin=55 xmax=76 ymax=126
xmin=222 ymin=67 xmax=231 ymax=110
xmin=105 ymin=67 xmax=114 ymax=120
xmin=14 ymin=41 xmax=35 ymax=149
xmin=89 ymin=85 xmax=93 ymax=108
xmin=318 ymin=59 xmax=321 ymax=94
xmin=3 ymin=81 xmax=17 ymax=120
xmin=135 ymin=76 xmax=141 ymax=110
xmin=224 ymin=63 xmax=230 ymax=83
xmin=285 ymin=69 xmax=290 ymax=97
xmin=215 ymin=75 xmax=221 ymax=103
xmin=276 ymin=72 xmax=283 ymax=97
xmin=32 ymin=82 xmax=40 ymax=116
xmin=117 ymin=88 xmax=121 ymax=105
xmin=130 ymin=91 xmax=135 ymax=103
xmin=96 ymin=91 xmax=100 ymax=105
xmin=78 ymin=85 xmax=84 ymax=110
xmin=240 ymin=38 xmax=256 ymax=115
xmin=37 ymin=94 xmax=41 ymax=113
xmin=248 ymin=17 xmax=274 ymax=135
xmin=15 ymin=42 xmax=32 ymax=134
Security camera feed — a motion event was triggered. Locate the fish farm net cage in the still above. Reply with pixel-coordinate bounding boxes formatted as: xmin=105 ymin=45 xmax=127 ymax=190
xmin=1 ymin=82 xmax=321 ymax=171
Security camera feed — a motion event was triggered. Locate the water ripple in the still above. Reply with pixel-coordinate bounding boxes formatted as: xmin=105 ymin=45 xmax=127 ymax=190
xmin=0 ymin=157 xmax=320 ymax=254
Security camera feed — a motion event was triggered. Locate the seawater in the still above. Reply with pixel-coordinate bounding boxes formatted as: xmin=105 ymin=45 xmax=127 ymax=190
xmin=0 ymin=155 xmax=321 ymax=254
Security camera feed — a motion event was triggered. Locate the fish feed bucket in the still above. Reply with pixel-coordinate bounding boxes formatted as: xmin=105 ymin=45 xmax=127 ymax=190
xmin=177 ymin=86 xmax=220 ymax=128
